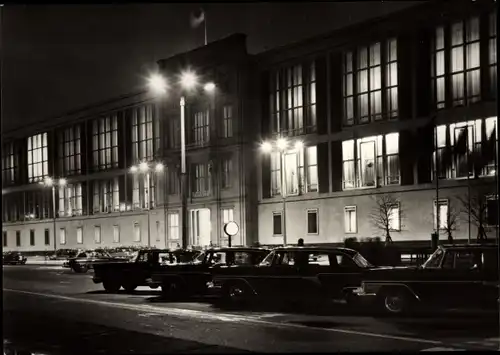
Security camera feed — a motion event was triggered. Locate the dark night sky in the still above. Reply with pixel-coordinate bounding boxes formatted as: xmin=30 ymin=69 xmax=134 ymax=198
xmin=2 ymin=2 xmax=421 ymax=132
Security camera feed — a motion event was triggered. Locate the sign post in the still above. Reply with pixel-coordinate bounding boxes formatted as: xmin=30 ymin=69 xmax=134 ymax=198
xmin=223 ymin=221 xmax=239 ymax=247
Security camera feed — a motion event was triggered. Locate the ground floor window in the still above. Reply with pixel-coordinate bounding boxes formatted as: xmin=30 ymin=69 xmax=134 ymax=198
xmin=59 ymin=228 xmax=66 ymax=245
xmin=273 ymin=212 xmax=283 ymax=236
xmin=307 ymin=209 xmax=318 ymax=234
xmin=77 ymin=227 xmax=83 ymax=244
xmin=344 ymin=206 xmax=357 ymax=234
xmin=30 ymin=229 xmax=35 ymax=246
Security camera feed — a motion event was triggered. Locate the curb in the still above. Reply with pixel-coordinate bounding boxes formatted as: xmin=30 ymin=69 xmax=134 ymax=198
xmin=25 ymin=260 xmax=66 ymax=266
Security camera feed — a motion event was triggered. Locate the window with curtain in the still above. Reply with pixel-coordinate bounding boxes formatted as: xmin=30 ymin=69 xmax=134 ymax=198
xmin=132 ymin=173 xmax=156 ymax=209
xmin=343 ymin=39 xmax=398 ymax=125
xmin=92 ymin=178 xmax=119 ymax=213
xmin=168 ymin=213 xmax=179 ymax=240
xmin=344 ymin=206 xmax=357 ymax=233
xmin=131 ymin=105 xmax=160 ymax=163
xmin=58 ymin=125 xmax=81 ymax=176
xmin=58 ymin=183 xmax=83 ymax=217
xmin=342 ymin=133 xmax=400 ymax=189
xmin=192 ymin=110 xmax=210 ymax=145
xmin=433 ymin=199 xmax=449 ymax=230
xmin=27 ymin=133 xmax=49 ymax=183
xmin=192 ymin=163 xmax=211 ymax=197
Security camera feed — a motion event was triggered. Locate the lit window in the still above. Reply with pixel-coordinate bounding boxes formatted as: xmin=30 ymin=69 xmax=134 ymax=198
xmin=192 ymin=110 xmax=210 ymax=145
xmin=273 ymin=212 xmax=283 ymax=236
xmin=132 ymin=173 xmax=156 ymax=210
xmin=58 ymin=125 xmax=81 ymax=176
xmin=58 ymin=183 xmax=83 ymax=217
xmin=270 ymin=61 xmax=316 ymax=135
xmin=59 ymin=228 xmax=66 ymax=245
xmin=192 ymin=163 xmax=211 ymax=197
xmin=221 ymin=208 xmax=235 ymax=240
xmin=93 ymin=178 xmax=120 ymax=213
xmin=343 ymin=39 xmax=397 ymax=125
xmin=433 ymin=199 xmax=449 ymax=230
xmin=307 ymin=209 xmax=318 ymax=234
xmin=27 ymin=133 xmax=49 ymax=183
xmin=92 ymin=115 xmax=119 ymax=170
xmin=2 ymin=142 xmax=17 ymax=184
xmin=344 ymin=206 xmax=357 ymax=233
xmin=134 ymin=222 xmax=141 ymax=242
xmin=77 ymin=226 xmax=83 ymax=244
xmin=131 ymin=105 xmax=160 ymax=163
xmin=432 ymin=17 xmax=481 ymax=109
xmin=168 ymin=213 xmax=179 ymax=240
xmin=271 ymin=152 xmax=282 ymax=196
xmin=388 ymin=204 xmax=400 ymax=231
xmin=94 ymin=226 xmax=101 ymax=244
xmin=113 ymin=225 xmax=120 ymax=243
xmin=223 ymin=105 xmax=233 ymax=138
xmin=306 ymin=147 xmax=318 ymax=192
xmin=342 ymin=133 xmax=400 ymax=189
xmin=25 ymin=190 xmax=52 ymax=220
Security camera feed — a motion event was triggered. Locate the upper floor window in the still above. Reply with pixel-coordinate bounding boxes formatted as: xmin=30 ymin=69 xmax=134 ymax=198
xmin=270 ymin=61 xmax=316 ymax=136
xmin=58 ymin=183 xmax=83 ymax=217
xmin=58 ymin=125 xmax=81 ymax=176
xmin=432 ymin=17 xmax=481 ymax=109
xmin=92 ymin=115 xmax=118 ymax=170
xmin=192 ymin=110 xmax=210 ymax=145
xmin=221 ymin=157 xmax=233 ymax=189
xmin=131 ymin=105 xmax=160 ymax=163
xmin=25 ymin=190 xmax=51 ymax=220
xmin=343 ymin=38 xmax=398 ymax=126
xmin=2 ymin=192 xmax=23 ymax=222
xmin=93 ymin=178 xmax=119 ymax=213
xmin=434 ymin=117 xmax=497 ymax=179
xmin=270 ymin=145 xmax=318 ymax=197
xmin=489 ymin=12 xmax=497 ymax=98
xmin=27 ymin=133 xmax=49 ymax=183
xmin=222 ymin=105 xmax=233 ymax=138
xmin=2 ymin=142 xmax=17 ymax=184
xmin=166 ymin=167 xmax=179 ymax=195
xmin=132 ymin=173 xmax=156 ymax=210
xmin=192 ymin=163 xmax=211 ymax=197
xmin=342 ymin=133 xmax=400 ymax=190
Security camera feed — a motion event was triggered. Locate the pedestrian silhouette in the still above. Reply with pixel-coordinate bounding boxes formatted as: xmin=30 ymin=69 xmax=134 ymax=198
xmin=298 ymin=238 xmax=304 ymax=246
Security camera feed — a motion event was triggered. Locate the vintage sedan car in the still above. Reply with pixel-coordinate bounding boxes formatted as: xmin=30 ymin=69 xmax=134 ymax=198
xmin=149 ymin=247 xmax=270 ymax=299
xmin=92 ymin=249 xmax=201 ymax=292
xmin=355 ymin=243 xmax=499 ymax=315
xmin=66 ymin=250 xmax=129 ymax=273
xmin=3 ymin=252 xmax=27 ymax=265
xmin=210 ymin=246 xmax=375 ymax=305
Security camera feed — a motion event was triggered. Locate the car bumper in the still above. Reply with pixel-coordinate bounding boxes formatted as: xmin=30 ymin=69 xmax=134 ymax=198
xmin=352 ymin=287 xmax=378 ymax=305
xmin=206 ymin=281 xmax=222 ymax=296
xmin=145 ymin=278 xmax=162 ymax=288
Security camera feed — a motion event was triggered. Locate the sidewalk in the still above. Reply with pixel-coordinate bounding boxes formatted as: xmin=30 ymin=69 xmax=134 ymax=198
xmin=25 ymin=257 xmax=66 ymax=266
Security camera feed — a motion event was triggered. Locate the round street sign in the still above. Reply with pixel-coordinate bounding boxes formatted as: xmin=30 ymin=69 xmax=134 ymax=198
xmin=224 ymin=221 xmax=239 ymax=236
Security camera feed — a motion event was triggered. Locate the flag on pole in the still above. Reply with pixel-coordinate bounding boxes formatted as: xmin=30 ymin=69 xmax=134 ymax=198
xmin=190 ymin=8 xmax=205 ymax=28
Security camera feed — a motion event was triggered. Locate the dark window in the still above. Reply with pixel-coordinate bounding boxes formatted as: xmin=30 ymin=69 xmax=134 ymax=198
xmin=307 ymin=209 xmax=318 ymax=234
xmin=30 ymin=230 xmax=35 ymax=246
xmin=166 ymin=167 xmax=179 ymax=195
xmin=44 ymin=229 xmax=50 ymax=245
xmin=191 ymin=163 xmax=211 ymax=197
xmin=489 ymin=12 xmax=497 ymax=97
xmin=273 ymin=212 xmax=283 ymax=235
xmin=2 ymin=142 xmax=17 ymax=184
xmin=192 ymin=109 xmax=210 ymax=146
xmin=16 ymin=231 xmax=21 ymax=247
xmin=221 ymin=157 xmax=233 ymax=189
xmin=3 ymin=231 xmax=7 ymax=247
xmin=58 ymin=125 xmax=81 ymax=176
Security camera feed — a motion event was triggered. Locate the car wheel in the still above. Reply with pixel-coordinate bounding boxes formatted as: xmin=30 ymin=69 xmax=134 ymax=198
xmin=380 ymin=289 xmax=411 ymax=316
xmin=161 ymin=279 xmax=185 ymax=299
xmin=103 ymin=280 xmax=121 ymax=293
xmin=123 ymin=282 xmax=138 ymax=293
xmin=224 ymin=282 xmax=253 ymax=305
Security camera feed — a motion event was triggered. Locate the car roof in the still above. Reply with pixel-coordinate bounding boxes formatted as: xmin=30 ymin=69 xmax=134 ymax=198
xmin=271 ymin=246 xmax=358 ymax=255
xmin=441 ymin=243 xmax=498 ymax=250
xmin=205 ymin=247 xmax=269 ymax=252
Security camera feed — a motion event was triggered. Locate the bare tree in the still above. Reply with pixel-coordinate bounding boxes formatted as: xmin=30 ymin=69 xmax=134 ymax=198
xmin=369 ymin=194 xmax=402 ymax=244
xmin=457 ymin=193 xmax=489 ymax=241
xmin=442 ymin=207 xmax=460 ymax=243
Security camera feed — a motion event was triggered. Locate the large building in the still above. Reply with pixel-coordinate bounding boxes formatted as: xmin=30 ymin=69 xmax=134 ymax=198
xmin=2 ymin=0 xmax=498 ymax=252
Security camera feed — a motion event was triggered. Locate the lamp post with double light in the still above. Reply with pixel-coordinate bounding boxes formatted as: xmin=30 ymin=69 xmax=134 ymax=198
xmin=148 ymin=72 xmax=215 ymax=249
xmin=129 ymin=162 xmax=164 ymax=247
xmin=41 ymin=176 xmax=67 ymax=251
xmin=261 ymin=138 xmax=303 ymax=246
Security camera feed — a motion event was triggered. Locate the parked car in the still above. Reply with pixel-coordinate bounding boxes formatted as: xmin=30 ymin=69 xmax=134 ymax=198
xmin=355 ymin=243 xmax=499 ymax=315
xmin=92 ymin=249 xmax=201 ymax=292
xmin=66 ymin=250 xmax=129 ymax=273
xmin=149 ymin=247 xmax=270 ymax=299
xmin=3 ymin=252 xmax=27 ymax=265
xmin=210 ymin=246 xmax=375 ymax=305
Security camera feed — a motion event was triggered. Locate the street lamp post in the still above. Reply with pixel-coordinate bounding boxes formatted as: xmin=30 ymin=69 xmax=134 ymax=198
xmin=148 ymin=71 xmax=215 ymax=249
xmin=261 ymin=138 xmax=303 ymax=246
xmin=41 ymin=177 xmax=66 ymax=251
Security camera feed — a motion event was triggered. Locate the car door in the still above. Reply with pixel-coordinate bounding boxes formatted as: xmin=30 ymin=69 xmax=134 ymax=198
xmin=316 ymin=251 xmax=362 ymax=300
xmin=476 ymin=248 xmax=499 ymax=307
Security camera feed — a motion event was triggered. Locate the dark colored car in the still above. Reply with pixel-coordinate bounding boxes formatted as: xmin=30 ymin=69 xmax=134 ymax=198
xmin=66 ymin=250 xmax=129 ymax=273
xmin=92 ymin=249 xmax=201 ymax=292
xmin=149 ymin=247 xmax=270 ymax=299
xmin=210 ymin=246 xmax=374 ymax=305
xmin=355 ymin=243 xmax=499 ymax=315
xmin=3 ymin=252 xmax=27 ymax=265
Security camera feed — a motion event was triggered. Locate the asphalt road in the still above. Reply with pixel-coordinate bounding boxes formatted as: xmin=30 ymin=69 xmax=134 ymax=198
xmin=3 ymin=265 xmax=500 ymax=353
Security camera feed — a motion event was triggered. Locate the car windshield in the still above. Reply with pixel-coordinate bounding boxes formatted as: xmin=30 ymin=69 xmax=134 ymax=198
xmin=193 ymin=252 xmax=205 ymax=264
xmin=422 ymin=248 xmax=444 ymax=268
xmin=259 ymin=251 xmax=274 ymax=266
xmin=353 ymin=253 xmax=373 ymax=268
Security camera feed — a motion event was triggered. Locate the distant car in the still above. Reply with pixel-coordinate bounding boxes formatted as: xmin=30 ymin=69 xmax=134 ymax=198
xmin=211 ymin=246 xmax=375 ymax=305
xmin=3 ymin=252 xmax=27 ymax=265
xmin=149 ymin=247 xmax=270 ymax=299
xmin=66 ymin=250 xmax=129 ymax=273
xmin=355 ymin=243 xmax=500 ymax=315
xmin=92 ymin=249 xmax=201 ymax=292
